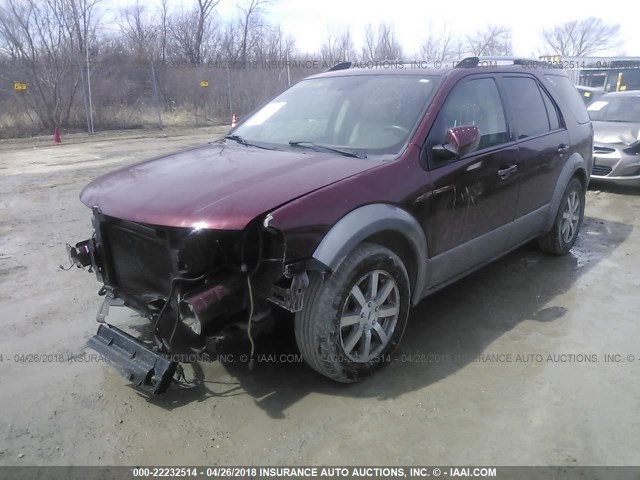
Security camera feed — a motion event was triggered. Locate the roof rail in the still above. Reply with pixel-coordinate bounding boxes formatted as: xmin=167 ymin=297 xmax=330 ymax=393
xmin=455 ymin=56 xmax=560 ymax=68
xmin=327 ymin=61 xmax=352 ymax=72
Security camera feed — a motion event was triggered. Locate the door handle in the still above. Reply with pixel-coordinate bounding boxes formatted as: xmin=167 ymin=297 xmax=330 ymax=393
xmin=557 ymin=144 xmax=570 ymax=153
xmin=497 ymin=165 xmax=518 ymax=179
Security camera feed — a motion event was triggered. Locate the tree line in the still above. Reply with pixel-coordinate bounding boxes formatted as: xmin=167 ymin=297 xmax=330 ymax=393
xmin=0 ymin=0 xmax=621 ymax=137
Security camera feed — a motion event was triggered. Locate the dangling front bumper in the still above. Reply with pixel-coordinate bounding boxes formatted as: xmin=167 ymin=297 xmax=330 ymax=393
xmin=88 ymin=324 xmax=178 ymax=395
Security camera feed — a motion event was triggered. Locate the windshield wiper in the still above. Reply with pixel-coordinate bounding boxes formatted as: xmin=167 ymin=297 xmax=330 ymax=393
xmin=224 ymin=134 xmax=275 ymax=150
xmin=289 ymin=141 xmax=367 ymax=159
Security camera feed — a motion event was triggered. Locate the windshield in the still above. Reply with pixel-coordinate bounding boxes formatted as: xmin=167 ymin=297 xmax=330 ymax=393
xmin=587 ymin=95 xmax=640 ymax=122
xmin=232 ymin=74 xmax=440 ymax=157
xmin=577 ymin=88 xmax=602 ymax=105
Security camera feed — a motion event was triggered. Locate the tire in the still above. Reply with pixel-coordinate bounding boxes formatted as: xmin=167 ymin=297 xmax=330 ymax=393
xmin=295 ymin=242 xmax=410 ymax=383
xmin=538 ymin=177 xmax=585 ymax=255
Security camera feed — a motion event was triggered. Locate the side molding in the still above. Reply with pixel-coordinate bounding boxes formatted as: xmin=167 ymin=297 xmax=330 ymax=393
xmin=544 ymin=153 xmax=588 ymax=231
xmin=312 ymin=204 xmax=428 ymax=304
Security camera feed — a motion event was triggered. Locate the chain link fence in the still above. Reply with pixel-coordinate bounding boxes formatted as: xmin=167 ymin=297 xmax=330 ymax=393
xmin=0 ymin=60 xmax=320 ymax=139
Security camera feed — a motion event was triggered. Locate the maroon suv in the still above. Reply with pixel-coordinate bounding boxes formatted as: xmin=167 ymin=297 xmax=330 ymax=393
xmin=69 ymin=57 xmax=593 ymax=393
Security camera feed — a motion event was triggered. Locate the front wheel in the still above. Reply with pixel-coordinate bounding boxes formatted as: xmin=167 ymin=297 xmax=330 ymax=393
xmin=295 ymin=243 xmax=410 ymax=383
xmin=538 ymin=177 xmax=585 ymax=255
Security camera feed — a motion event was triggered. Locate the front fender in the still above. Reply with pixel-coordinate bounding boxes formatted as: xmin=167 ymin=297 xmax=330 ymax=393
xmin=311 ymin=204 xmax=428 ymax=305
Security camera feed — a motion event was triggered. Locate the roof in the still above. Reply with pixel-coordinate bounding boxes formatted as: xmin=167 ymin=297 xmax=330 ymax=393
xmin=540 ymin=55 xmax=640 ymax=71
xmin=599 ymin=90 xmax=640 ymax=97
xmin=576 ymin=85 xmax=604 ymax=92
xmin=308 ymin=56 xmax=568 ymax=81
xmin=455 ymin=56 xmax=555 ymax=67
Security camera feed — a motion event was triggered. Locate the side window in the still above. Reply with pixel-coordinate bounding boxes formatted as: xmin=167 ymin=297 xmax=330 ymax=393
xmin=427 ymin=77 xmax=508 ymax=163
xmin=503 ymin=76 xmax=551 ymax=138
xmin=540 ymin=88 xmax=561 ymax=130
xmin=544 ymin=74 xmax=592 ymax=124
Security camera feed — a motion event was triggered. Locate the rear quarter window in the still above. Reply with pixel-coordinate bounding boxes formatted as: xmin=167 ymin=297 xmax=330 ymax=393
xmin=544 ymin=74 xmax=590 ymax=124
xmin=503 ymin=76 xmax=552 ymax=138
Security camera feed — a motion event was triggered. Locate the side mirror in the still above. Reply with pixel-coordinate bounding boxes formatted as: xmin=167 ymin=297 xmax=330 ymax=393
xmin=432 ymin=125 xmax=480 ymax=160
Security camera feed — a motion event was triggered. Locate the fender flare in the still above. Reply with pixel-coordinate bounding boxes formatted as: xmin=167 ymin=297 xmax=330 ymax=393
xmin=311 ymin=204 xmax=428 ymax=305
xmin=544 ymin=153 xmax=589 ymax=231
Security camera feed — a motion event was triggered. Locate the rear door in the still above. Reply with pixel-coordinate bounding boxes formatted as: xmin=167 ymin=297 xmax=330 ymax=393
xmin=499 ymin=75 xmax=571 ymax=247
xmin=424 ymin=75 xmax=522 ymax=287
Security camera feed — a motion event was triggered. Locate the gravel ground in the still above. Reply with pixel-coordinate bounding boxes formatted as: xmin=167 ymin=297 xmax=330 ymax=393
xmin=0 ymin=128 xmax=639 ymax=467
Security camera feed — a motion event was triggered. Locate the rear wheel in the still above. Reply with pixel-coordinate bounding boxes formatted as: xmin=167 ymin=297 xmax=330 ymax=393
xmin=538 ymin=177 xmax=585 ymax=255
xmin=295 ymin=243 xmax=410 ymax=382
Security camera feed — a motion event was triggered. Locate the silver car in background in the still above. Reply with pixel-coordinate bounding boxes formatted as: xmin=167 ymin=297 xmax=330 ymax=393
xmin=576 ymin=85 xmax=605 ymax=106
xmin=588 ymin=91 xmax=640 ymax=187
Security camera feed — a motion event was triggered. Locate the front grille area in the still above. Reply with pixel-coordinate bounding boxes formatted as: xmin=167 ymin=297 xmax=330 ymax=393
xmin=593 ymin=146 xmax=615 ymax=154
xmin=592 ymin=164 xmax=613 ymax=176
xmin=102 ymin=222 xmax=174 ymax=294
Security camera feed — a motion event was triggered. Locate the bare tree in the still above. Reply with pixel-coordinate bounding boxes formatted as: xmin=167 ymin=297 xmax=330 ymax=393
xmin=0 ymin=0 xmax=306 ymax=136
xmin=542 ymin=17 xmax=621 ymax=56
xmin=159 ymin=0 xmax=168 ymax=63
xmin=194 ymin=0 xmax=220 ymax=63
xmin=169 ymin=0 xmax=220 ymax=64
xmin=362 ymin=24 xmax=376 ymax=62
xmin=120 ymin=0 xmax=157 ymax=59
xmin=377 ymin=24 xmax=403 ymax=60
xmin=218 ymin=18 xmax=240 ymax=62
xmin=361 ymin=23 xmax=403 ymax=61
xmin=62 ymin=0 xmax=101 ymax=58
xmin=0 ymin=0 xmax=83 ymax=128
xmin=238 ymin=0 xmax=268 ymax=65
xmin=420 ymin=25 xmax=461 ymax=62
xmin=321 ymin=27 xmax=356 ymax=65
xmin=466 ymin=25 xmax=512 ymax=56
xmin=252 ymin=24 xmax=292 ymax=63
xmin=62 ymin=0 xmax=102 ymax=131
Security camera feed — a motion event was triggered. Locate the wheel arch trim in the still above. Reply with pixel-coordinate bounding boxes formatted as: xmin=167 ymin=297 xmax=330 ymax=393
xmin=544 ymin=153 xmax=588 ymax=231
xmin=311 ymin=204 xmax=428 ymax=305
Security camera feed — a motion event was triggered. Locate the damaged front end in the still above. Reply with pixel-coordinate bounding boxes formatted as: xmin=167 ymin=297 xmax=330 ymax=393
xmin=68 ymin=207 xmax=315 ymax=394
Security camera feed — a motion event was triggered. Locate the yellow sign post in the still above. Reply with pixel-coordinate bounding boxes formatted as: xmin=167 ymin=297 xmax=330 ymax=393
xmin=200 ymin=81 xmax=209 ymax=88
xmin=616 ymin=72 xmax=623 ymax=92
xmin=14 ymin=82 xmax=27 ymax=91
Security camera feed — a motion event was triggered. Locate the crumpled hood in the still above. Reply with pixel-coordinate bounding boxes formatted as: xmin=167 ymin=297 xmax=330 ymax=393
xmin=593 ymin=121 xmax=640 ymax=145
xmin=80 ymin=142 xmax=380 ymax=230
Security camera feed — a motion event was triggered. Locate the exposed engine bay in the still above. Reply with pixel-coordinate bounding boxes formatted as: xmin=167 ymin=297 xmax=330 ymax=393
xmin=68 ymin=207 xmax=315 ymax=394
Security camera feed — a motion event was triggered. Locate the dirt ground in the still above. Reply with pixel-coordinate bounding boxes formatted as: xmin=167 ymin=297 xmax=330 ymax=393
xmin=0 ymin=128 xmax=639 ymax=467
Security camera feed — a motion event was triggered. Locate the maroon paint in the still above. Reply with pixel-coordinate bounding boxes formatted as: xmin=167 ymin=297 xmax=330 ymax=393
xmin=80 ymin=66 xmax=592 ymax=265
xmin=80 ymin=142 xmax=383 ymax=229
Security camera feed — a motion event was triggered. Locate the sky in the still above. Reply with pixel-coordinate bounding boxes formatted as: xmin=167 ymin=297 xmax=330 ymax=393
xmin=257 ymin=0 xmax=637 ymax=57
xmin=129 ymin=0 xmax=639 ymax=58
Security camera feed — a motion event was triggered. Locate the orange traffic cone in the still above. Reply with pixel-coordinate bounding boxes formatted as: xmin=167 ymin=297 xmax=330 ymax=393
xmin=231 ymin=114 xmax=237 ymax=128
xmin=53 ymin=127 xmax=61 ymax=145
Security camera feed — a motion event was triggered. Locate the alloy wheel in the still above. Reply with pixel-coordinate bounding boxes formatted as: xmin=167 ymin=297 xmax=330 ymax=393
xmin=339 ymin=270 xmax=400 ymax=362
xmin=560 ymin=190 xmax=581 ymax=243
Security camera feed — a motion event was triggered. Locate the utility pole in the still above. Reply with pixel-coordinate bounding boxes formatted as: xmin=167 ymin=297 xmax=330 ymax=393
xmin=150 ymin=60 xmax=163 ymax=129
xmin=79 ymin=61 xmax=91 ymax=133
xmin=86 ymin=44 xmax=94 ymax=133
xmin=226 ymin=61 xmax=233 ymax=118
xmin=286 ymin=50 xmax=291 ymax=87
